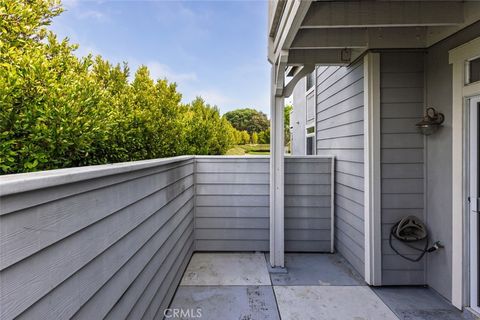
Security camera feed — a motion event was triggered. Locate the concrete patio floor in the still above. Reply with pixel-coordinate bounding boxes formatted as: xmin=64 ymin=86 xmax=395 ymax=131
xmin=168 ymin=252 xmax=475 ymax=320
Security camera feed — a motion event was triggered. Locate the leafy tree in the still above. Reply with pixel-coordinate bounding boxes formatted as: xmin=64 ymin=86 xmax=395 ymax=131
xmin=284 ymin=104 xmax=293 ymax=145
xmin=128 ymin=66 xmax=185 ymax=159
xmin=258 ymin=128 xmax=270 ymax=144
xmin=223 ymin=108 xmax=269 ymax=134
xmin=0 ymin=0 xmax=239 ymax=174
xmin=251 ymin=132 xmax=258 ymax=144
xmin=183 ymin=97 xmax=236 ymax=155
xmin=0 ymin=0 xmax=109 ymax=171
xmin=239 ymin=131 xmax=250 ymax=145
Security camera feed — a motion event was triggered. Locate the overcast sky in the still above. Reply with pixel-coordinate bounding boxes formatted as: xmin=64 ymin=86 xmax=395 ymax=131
xmin=51 ymin=0 xmax=271 ymax=115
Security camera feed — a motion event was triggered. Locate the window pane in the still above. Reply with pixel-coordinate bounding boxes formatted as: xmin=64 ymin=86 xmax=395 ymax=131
xmin=306 ymin=94 xmax=315 ymax=122
xmin=306 ymin=136 xmax=314 ymax=155
xmin=306 ymin=71 xmax=314 ymax=91
xmin=470 ymin=57 xmax=480 ymax=84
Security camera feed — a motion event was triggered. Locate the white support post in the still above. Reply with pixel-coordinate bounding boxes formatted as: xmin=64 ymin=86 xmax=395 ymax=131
xmin=270 ymin=65 xmax=285 ymax=268
xmin=364 ymin=52 xmax=382 ymax=286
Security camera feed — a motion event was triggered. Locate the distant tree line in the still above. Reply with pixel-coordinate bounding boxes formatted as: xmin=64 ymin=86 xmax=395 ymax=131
xmin=0 ymin=0 xmax=259 ymax=174
xmin=223 ymin=108 xmax=270 ymax=144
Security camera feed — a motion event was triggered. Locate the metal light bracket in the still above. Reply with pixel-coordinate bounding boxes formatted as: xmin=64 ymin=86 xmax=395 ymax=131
xmin=416 ymin=107 xmax=445 ymax=135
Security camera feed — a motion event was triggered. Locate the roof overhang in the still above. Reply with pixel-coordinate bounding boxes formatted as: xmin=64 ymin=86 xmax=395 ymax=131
xmin=268 ymin=0 xmax=480 ymax=96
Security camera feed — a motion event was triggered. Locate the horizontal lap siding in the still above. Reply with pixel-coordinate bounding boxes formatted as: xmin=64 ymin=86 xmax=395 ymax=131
xmin=285 ymin=158 xmax=332 ymax=252
xmin=1 ymin=156 xmax=335 ymax=319
xmin=380 ymin=52 xmax=426 ymax=285
xmin=194 ymin=158 xmax=270 ymax=251
xmin=316 ymin=62 xmax=365 ymax=276
xmin=0 ymin=159 xmax=195 ymax=320
xmin=195 ymin=157 xmax=333 ymax=252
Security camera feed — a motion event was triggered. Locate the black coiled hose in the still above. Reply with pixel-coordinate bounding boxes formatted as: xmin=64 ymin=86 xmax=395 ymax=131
xmin=389 ymin=221 xmax=430 ymax=262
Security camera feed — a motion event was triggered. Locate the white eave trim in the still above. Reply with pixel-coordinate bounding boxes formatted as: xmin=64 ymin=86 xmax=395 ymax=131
xmin=271 ymin=0 xmax=312 ymax=63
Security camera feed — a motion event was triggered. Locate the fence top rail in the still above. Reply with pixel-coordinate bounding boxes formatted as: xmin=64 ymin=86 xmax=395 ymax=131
xmin=285 ymin=155 xmax=335 ymax=159
xmin=194 ymin=155 xmax=269 ymax=159
xmin=0 ymin=156 xmax=195 ymax=196
xmin=195 ymin=155 xmax=335 ymax=159
xmin=0 ymin=155 xmax=335 ymax=196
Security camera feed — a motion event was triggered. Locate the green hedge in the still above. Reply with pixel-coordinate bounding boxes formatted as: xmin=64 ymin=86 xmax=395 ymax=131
xmin=0 ymin=0 xmax=241 ymax=174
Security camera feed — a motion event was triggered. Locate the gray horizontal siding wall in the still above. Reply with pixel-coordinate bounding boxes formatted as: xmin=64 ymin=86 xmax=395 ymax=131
xmin=285 ymin=157 xmax=333 ymax=252
xmin=380 ymin=52 xmax=426 ymax=285
xmin=315 ymin=61 xmax=365 ymax=277
xmin=0 ymin=157 xmax=195 ymax=320
xmin=0 ymin=155 xmax=334 ymax=319
xmin=194 ymin=156 xmax=333 ymax=252
xmin=195 ymin=157 xmax=270 ymax=251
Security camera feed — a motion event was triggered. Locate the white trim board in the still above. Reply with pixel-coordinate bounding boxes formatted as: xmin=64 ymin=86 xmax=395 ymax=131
xmin=330 ymin=156 xmax=335 ymax=253
xmin=449 ymin=36 xmax=480 ymax=310
xmin=270 ymin=64 xmax=285 ymax=268
xmin=363 ymin=52 xmax=382 ymax=286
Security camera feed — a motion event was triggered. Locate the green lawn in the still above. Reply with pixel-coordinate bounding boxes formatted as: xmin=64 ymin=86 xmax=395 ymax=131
xmin=226 ymin=144 xmax=270 ymax=155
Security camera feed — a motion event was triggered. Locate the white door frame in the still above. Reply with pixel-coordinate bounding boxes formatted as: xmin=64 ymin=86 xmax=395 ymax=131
xmin=450 ymin=36 xmax=480 ymax=309
xmin=469 ymin=96 xmax=480 ymax=314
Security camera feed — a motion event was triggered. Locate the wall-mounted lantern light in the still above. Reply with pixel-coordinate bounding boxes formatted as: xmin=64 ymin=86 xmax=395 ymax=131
xmin=416 ymin=107 xmax=445 ymax=136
